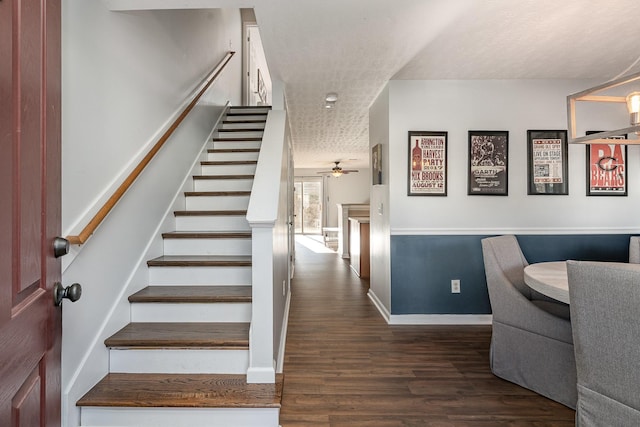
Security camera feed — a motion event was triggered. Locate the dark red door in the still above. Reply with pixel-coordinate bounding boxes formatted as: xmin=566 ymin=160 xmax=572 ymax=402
xmin=0 ymin=0 xmax=62 ymax=426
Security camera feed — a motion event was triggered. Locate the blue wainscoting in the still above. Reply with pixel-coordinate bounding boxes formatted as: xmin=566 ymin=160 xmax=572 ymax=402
xmin=390 ymin=234 xmax=633 ymax=315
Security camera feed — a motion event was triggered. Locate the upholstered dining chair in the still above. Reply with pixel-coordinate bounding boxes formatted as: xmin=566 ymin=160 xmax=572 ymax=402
xmin=567 ymin=261 xmax=640 ymax=426
xmin=481 ymin=235 xmax=577 ymax=408
xmin=629 ymin=236 xmax=640 ymax=263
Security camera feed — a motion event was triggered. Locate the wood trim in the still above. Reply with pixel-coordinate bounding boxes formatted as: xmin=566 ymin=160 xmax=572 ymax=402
xmin=66 ymin=51 xmax=235 ymax=245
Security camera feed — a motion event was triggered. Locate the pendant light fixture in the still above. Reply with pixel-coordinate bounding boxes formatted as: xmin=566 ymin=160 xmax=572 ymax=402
xmin=567 ymin=70 xmax=640 ymax=144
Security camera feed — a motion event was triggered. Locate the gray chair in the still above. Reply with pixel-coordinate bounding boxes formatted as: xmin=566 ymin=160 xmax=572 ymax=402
xmin=481 ymin=235 xmax=577 ymax=408
xmin=567 ymin=261 xmax=640 ymax=426
xmin=629 ymin=236 xmax=640 ymax=263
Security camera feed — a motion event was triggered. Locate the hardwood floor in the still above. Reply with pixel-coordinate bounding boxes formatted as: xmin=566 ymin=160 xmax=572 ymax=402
xmin=280 ymin=236 xmax=575 ymax=426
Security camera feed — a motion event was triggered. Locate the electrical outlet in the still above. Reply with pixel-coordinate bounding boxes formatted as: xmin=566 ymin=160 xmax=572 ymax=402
xmin=451 ymin=279 xmax=461 ymax=294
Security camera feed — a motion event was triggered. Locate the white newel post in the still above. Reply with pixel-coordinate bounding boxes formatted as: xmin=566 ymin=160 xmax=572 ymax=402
xmin=245 ymin=108 xmax=287 ymax=383
xmin=247 ymin=223 xmax=276 ymax=383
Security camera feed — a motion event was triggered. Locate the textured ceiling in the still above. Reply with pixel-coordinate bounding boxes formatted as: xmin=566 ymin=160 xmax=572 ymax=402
xmin=253 ymin=0 xmax=640 ymax=169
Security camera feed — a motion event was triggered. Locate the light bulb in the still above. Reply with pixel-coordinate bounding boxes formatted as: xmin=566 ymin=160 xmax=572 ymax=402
xmin=626 ymin=91 xmax=640 ymax=125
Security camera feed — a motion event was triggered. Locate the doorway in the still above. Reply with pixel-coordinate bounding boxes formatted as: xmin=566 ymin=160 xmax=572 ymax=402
xmin=294 ymin=178 xmax=323 ymax=235
xmin=242 ymin=20 xmax=271 ymax=106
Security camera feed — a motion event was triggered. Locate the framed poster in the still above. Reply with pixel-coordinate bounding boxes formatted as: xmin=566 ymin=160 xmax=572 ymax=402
xmin=586 ymin=132 xmax=627 ymax=196
xmin=372 ymin=144 xmax=382 ymax=185
xmin=527 ymin=130 xmax=569 ymax=195
xmin=407 ymin=131 xmax=447 ymax=196
xmin=468 ymin=130 xmax=509 ymax=195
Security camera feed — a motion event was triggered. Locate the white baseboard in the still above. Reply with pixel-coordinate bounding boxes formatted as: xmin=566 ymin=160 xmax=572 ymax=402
xmin=368 ymin=289 xmax=492 ymax=325
xmin=388 ymin=314 xmax=492 ymax=325
xmin=367 ymin=289 xmax=390 ymax=322
xmin=276 ymin=291 xmax=291 ymax=374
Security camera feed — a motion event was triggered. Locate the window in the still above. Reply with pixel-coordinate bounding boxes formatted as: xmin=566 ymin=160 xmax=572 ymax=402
xmin=294 ymin=178 xmax=322 ymax=234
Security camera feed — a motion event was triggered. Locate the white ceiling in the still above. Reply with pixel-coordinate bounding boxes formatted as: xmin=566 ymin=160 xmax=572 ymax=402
xmin=108 ymin=0 xmax=640 ymax=170
xmin=253 ymin=0 xmax=640 ymax=169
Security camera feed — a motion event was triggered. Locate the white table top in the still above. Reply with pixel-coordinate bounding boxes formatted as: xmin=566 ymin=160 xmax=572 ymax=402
xmin=523 ymin=261 xmax=569 ymax=304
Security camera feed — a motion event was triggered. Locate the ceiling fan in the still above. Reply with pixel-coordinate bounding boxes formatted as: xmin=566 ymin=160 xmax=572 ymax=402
xmin=317 ymin=161 xmax=359 ymax=178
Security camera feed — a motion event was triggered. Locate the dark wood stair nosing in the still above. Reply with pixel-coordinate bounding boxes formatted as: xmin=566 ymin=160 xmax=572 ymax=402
xmin=208 ymin=148 xmax=260 ymax=153
xmin=76 ymin=373 xmax=283 ymax=409
xmin=184 ymin=191 xmax=251 ymax=197
xmin=193 ymin=174 xmax=254 ymax=180
xmin=174 ymin=210 xmax=247 ymax=217
xmin=104 ymin=322 xmax=250 ymax=349
xmin=201 ymin=160 xmax=257 ymax=166
xmin=128 ymin=285 xmax=252 ymax=304
xmin=212 ymin=137 xmax=263 ymax=142
xmin=217 ymin=128 xmax=264 ymax=133
xmin=222 ymin=120 xmax=267 ymax=124
xmin=161 ymin=231 xmax=251 ymax=239
xmin=147 ymin=259 xmax=252 ymax=267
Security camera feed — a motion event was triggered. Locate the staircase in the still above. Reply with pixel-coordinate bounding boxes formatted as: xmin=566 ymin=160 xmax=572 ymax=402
xmin=76 ymin=106 xmax=283 ymax=427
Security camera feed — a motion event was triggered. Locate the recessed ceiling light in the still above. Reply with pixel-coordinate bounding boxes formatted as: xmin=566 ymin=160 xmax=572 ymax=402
xmin=325 ymin=92 xmax=338 ymax=102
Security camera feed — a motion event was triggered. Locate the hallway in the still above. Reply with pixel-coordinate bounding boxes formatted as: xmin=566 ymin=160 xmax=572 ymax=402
xmin=279 ymin=236 xmax=575 ymax=426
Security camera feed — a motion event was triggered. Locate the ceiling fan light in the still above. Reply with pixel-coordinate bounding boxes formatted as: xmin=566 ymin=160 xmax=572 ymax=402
xmin=331 ymin=170 xmax=343 ymax=177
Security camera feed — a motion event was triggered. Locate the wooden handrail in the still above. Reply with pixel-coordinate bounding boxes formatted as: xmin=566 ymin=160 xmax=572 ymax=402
xmin=67 ymin=51 xmax=235 ymax=245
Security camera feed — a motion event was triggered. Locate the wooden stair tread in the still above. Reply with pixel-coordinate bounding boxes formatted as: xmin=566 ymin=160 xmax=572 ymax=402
xmin=161 ymin=231 xmax=251 ymax=239
xmin=225 ymin=113 xmax=268 ymax=116
xmin=222 ymin=120 xmax=266 ymax=124
xmin=218 ymin=128 xmax=264 ymax=132
xmin=147 ymin=255 xmax=251 ymax=267
xmin=105 ymin=322 xmax=249 ymax=348
xmin=193 ymin=174 xmax=254 ymax=180
xmin=77 ymin=373 xmax=283 ymax=408
xmin=212 ymin=137 xmax=262 ymax=142
xmin=207 ymin=148 xmax=260 ymax=153
xmin=184 ymin=191 xmax=250 ymax=197
xmin=129 ymin=286 xmax=251 ymax=303
xmin=174 ymin=210 xmax=247 ymax=216
xmin=201 ymin=160 xmax=257 ymax=165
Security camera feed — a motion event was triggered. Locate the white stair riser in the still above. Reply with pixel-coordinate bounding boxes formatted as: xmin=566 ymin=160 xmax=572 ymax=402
xmin=175 ymin=216 xmax=250 ymax=231
xmin=149 ymin=266 xmax=251 ymax=285
xmin=185 ymin=195 xmax=250 ymax=210
xmin=131 ymin=302 xmax=251 ymax=323
xmin=221 ymin=122 xmax=265 ymax=130
xmin=201 ymin=164 xmax=256 ymax=175
xmin=109 ymin=349 xmax=249 ymax=374
xmin=216 ymin=131 xmax=263 ymax=139
xmin=225 ymin=114 xmax=268 ymax=122
xmin=212 ymin=140 xmax=262 ymax=150
xmin=81 ymin=406 xmax=279 ymax=427
xmin=193 ymin=179 xmax=253 ymax=192
xmin=229 ymin=108 xmax=270 ymax=115
xmin=206 ymin=151 xmax=259 ymax=161
xmin=163 ymin=238 xmax=251 ymax=256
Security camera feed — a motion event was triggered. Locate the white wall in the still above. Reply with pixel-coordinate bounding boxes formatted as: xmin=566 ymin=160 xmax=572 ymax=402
xmin=369 ymin=78 xmax=640 ymax=317
xmin=368 ymin=84 xmax=391 ymax=313
xmin=62 ymin=4 xmax=242 ymax=235
xmin=294 ymin=168 xmax=371 ymax=228
xmin=387 ymin=79 xmax=640 ymax=234
xmin=61 ymin=3 xmax=242 ymax=425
